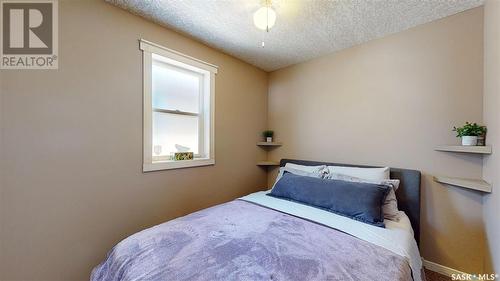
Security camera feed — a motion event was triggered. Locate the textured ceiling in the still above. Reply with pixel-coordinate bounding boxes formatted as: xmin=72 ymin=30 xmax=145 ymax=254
xmin=106 ymin=0 xmax=483 ymax=71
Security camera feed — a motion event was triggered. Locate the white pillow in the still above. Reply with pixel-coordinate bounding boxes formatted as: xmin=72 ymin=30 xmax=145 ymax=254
xmin=328 ymin=172 xmax=401 ymax=221
xmin=272 ymin=164 xmax=328 ymax=189
xmin=285 ymin=163 xmax=328 ymax=174
xmin=327 ymin=166 xmax=390 ymax=181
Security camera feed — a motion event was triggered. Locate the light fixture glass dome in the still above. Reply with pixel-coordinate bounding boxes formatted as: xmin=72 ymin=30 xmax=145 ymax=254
xmin=253 ymin=6 xmax=276 ymax=31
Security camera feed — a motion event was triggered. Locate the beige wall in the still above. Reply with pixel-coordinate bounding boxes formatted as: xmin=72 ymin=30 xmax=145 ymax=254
xmin=0 ymin=1 xmax=268 ymax=280
xmin=483 ymin=0 xmax=500 ymax=274
xmin=268 ymin=8 xmax=486 ymax=273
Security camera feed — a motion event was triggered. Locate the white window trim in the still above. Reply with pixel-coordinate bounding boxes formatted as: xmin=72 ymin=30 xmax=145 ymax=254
xmin=140 ymin=39 xmax=217 ymax=172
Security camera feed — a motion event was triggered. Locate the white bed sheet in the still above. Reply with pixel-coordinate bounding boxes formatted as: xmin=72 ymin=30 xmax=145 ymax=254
xmin=240 ymin=191 xmax=423 ymax=281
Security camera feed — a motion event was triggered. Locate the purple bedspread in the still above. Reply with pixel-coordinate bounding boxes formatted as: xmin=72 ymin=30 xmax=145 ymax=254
xmin=91 ymin=200 xmax=412 ymax=281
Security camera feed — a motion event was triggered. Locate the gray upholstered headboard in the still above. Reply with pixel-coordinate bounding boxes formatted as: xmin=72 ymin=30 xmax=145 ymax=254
xmin=280 ymin=159 xmax=422 ymax=246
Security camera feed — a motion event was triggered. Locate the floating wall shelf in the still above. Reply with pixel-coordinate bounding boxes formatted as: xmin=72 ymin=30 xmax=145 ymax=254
xmin=435 ymin=145 xmax=492 ymax=154
xmin=257 ymin=142 xmax=282 ymax=147
xmin=257 ymin=141 xmax=282 ymax=167
xmin=434 ymin=176 xmax=491 ymax=193
xmin=434 ymin=144 xmax=493 ymax=193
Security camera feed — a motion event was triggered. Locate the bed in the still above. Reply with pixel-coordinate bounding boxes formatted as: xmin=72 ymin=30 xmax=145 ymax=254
xmin=91 ymin=159 xmax=423 ymax=281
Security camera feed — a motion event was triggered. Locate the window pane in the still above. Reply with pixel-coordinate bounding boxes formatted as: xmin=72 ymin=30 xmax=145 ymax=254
xmin=152 ymin=112 xmax=199 ymax=158
xmin=152 ymin=57 xmax=200 ymax=113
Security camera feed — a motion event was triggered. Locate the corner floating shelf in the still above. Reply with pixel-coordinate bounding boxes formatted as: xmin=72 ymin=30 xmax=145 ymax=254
xmin=434 ymin=144 xmax=493 ymax=193
xmin=433 ymin=176 xmax=491 ymax=193
xmin=257 ymin=141 xmax=282 ymax=167
xmin=257 ymin=161 xmax=280 ymax=166
xmin=257 ymin=142 xmax=282 ymax=147
xmin=435 ymin=145 xmax=492 ymax=154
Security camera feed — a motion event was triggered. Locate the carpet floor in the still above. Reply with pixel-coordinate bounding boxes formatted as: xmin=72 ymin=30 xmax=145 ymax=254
xmin=425 ymin=269 xmax=452 ymax=281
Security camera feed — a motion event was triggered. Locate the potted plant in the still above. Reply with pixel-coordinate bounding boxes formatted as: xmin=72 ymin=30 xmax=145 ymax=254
xmin=263 ymin=130 xmax=274 ymax=142
xmin=452 ymin=122 xmax=487 ymax=146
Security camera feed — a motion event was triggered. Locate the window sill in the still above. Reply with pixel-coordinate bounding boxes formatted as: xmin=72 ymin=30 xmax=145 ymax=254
xmin=143 ymin=158 xmax=215 ymax=172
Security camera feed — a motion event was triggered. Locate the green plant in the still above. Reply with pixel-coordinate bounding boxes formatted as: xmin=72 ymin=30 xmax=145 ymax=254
xmin=262 ymin=130 xmax=274 ymax=138
xmin=452 ymin=122 xmax=487 ymax=137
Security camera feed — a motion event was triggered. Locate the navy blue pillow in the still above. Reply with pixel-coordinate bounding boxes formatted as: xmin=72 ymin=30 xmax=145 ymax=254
xmin=267 ymin=172 xmax=391 ymax=227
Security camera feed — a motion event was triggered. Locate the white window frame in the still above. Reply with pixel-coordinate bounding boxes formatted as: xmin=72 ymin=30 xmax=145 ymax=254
xmin=140 ymin=39 xmax=217 ymax=172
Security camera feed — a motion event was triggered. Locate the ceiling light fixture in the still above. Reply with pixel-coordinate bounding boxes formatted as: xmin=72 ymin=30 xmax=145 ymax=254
xmin=253 ymin=0 xmax=276 ymax=32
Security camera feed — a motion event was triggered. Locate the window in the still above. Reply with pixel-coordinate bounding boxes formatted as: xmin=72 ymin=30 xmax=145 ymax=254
xmin=140 ymin=40 xmax=217 ymax=171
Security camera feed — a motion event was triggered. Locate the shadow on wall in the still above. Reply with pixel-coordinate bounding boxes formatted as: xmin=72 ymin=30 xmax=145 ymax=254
xmin=483 ymin=234 xmax=494 ymax=273
xmin=421 ymin=173 xmax=486 ymax=273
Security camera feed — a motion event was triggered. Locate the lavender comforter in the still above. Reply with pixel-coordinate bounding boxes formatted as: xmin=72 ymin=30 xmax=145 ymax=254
xmin=91 ymin=200 xmax=412 ymax=281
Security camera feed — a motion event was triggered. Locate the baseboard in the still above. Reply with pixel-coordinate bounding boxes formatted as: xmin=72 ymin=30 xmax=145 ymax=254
xmin=422 ymin=259 xmax=479 ymax=280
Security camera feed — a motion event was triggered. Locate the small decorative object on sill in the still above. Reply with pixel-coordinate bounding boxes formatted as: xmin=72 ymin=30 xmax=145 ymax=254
xmin=173 ymin=144 xmax=193 ymax=161
xmin=263 ymin=130 xmax=274 ymax=143
xmin=174 ymin=152 xmax=194 ymax=161
xmin=153 ymin=145 xmax=162 ymax=156
xmin=453 ymin=122 xmax=487 ymax=146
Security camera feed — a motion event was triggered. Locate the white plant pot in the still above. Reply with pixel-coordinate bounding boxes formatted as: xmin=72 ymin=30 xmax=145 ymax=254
xmin=266 ymin=137 xmax=273 ymax=142
xmin=461 ymin=136 xmax=478 ymax=146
